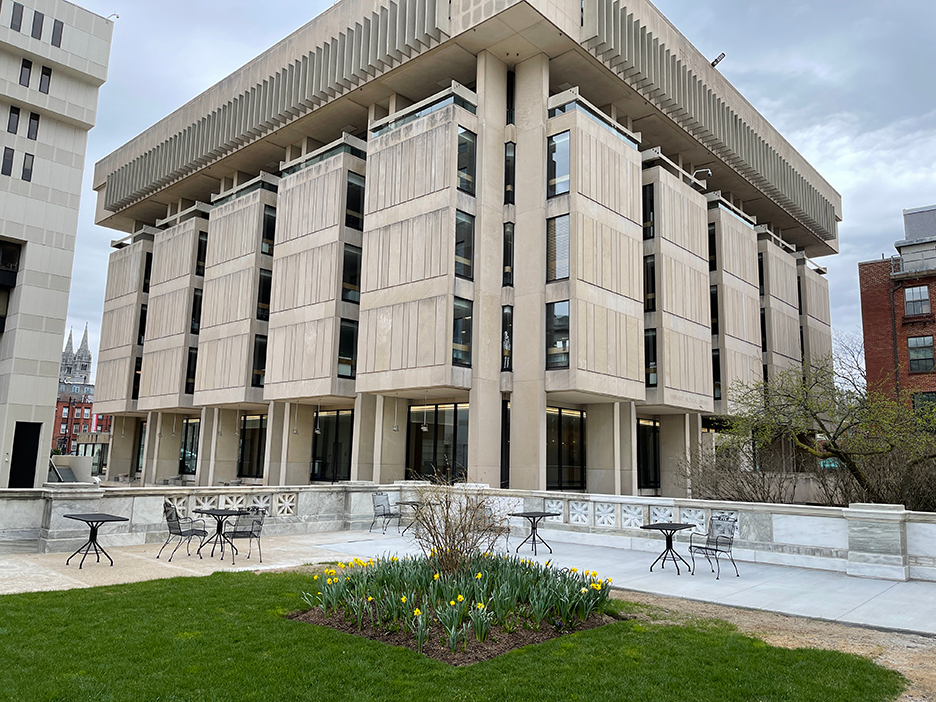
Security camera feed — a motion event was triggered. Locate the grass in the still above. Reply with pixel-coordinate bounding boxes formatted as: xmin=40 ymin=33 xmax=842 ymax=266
xmin=0 ymin=571 xmax=905 ymax=702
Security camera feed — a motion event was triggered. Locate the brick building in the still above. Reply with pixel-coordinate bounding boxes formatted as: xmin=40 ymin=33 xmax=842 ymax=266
xmin=859 ymin=205 xmax=936 ymax=405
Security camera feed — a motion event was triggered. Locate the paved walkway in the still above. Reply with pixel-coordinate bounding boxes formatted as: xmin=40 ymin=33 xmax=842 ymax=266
xmin=2 ymin=529 xmax=935 ymax=637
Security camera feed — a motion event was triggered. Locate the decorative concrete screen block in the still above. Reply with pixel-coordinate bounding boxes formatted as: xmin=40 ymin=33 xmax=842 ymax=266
xmin=193 ymin=494 xmax=219 ymax=511
xmin=221 ymin=493 xmax=246 ymax=510
xmin=713 ymin=510 xmax=739 ymax=535
xmin=275 ymin=493 xmax=298 ymax=516
xmin=621 ymin=504 xmax=643 ymax=529
xmin=569 ymin=501 xmax=590 ymax=525
xmin=167 ymin=495 xmax=187 ymax=517
xmin=595 ymin=503 xmax=616 ymax=527
xmin=545 ymin=499 xmax=564 ymax=521
xmin=680 ymin=508 xmax=706 ymax=533
xmin=650 ymin=506 xmax=673 ymax=524
xmin=248 ymin=494 xmax=272 ymax=513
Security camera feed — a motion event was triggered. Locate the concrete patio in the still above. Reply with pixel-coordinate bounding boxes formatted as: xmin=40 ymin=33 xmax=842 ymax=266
xmin=1 ymin=527 xmax=935 ymax=637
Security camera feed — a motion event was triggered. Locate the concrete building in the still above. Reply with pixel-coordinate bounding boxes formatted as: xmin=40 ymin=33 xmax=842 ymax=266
xmin=0 ymin=0 xmax=112 ymax=488
xmin=860 ymin=205 xmax=936 ymax=405
xmin=92 ymin=0 xmax=837 ymax=494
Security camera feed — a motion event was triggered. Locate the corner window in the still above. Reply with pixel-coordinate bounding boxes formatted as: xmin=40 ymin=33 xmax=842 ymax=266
xmin=457 ymin=127 xmax=476 ymax=195
xmin=261 ymin=205 xmax=276 ymax=255
xmin=642 ymin=184 xmax=655 ymax=240
xmin=644 ymin=255 xmax=656 ymax=312
xmin=137 ymin=304 xmax=147 ymax=346
xmin=257 ymin=269 xmax=272 ymax=321
xmin=21 ymin=153 xmax=33 ymax=182
xmin=7 ymin=107 xmax=19 ymax=135
xmin=546 ymin=131 xmax=570 ymax=197
xmin=760 ymin=308 xmax=767 ymax=352
xmin=237 ymin=415 xmax=266 ymax=478
xmin=546 ymin=214 xmax=570 ymax=282
xmin=504 ymin=142 xmax=516 ymax=204
xmin=195 ymin=231 xmax=207 ymax=276
xmin=179 ymin=418 xmax=199 ymax=474
xmin=453 ymin=298 xmax=472 ymax=367
xmin=713 ymin=348 xmax=721 ymax=400
xmin=546 ymin=407 xmax=586 ymax=491
xmin=338 ymin=320 xmax=358 ymax=378
xmin=52 ymin=19 xmax=64 ymax=47
xmin=758 ymin=252 xmax=765 ymax=296
xmin=455 ymin=211 xmax=474 ymax=280
xmin=342 ymin=244 xmax=361 ymax=303
xmin=546 ymin=301 xmax=570 ymax=369
xmin=502 ymin=223 xmax=514 ymax=287
xmin=131 ymin=357 xmax=142 ymax=400
xmin=190 ymin=288 xmax=203 ymax=334
xmin=710 ymin=285 xmax=719 ymax=336
xmin=185 ymin=348 xmax=198 ymax=394
xmin=142 ymin=251 xmax=152 ymax=293
xmin=908 ymin=336 xmax=934 ymax=373
xmin=645 ymin=328 xmax=657 ymax=387
xmin=19 ymin=59 xmax=32 ymax=88
xmin=905 ymin=286 xmax=930 ymax=316
xmin=251 ymin=335 xmax=267 ymax=387
xmin=346 ymin=172 xmax=365 ymax=230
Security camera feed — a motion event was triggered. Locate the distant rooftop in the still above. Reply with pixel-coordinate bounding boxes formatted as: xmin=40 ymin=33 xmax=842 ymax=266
xmin=902 ymin=204 xmax=936 ymax=243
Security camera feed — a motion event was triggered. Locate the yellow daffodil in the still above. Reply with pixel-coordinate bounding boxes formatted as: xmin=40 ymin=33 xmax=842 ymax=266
xmin=544 ymin=560 xmax=551 ymax=567
xmin=338 ymin=562 xmax=345 ymax=569
xmin=571 ymin=567 xmax=577 ymax=573
xmin=326 ymin=578 xmax=333 ymax=585
xmin=313 ymin=574 xmax=319 ymax=580
xmin=434 ymin=573 xmax=440 ymax=580
xmin=345 ymin=576 xmax=351 ymax=581
xmin=475 ymin=572 xmax=482 ymax=579
xmin=449 ymin=600 xmax=456 ymax=606
xmin=606 ymin=577 xmax=613 ymax=584
xmin=367 ymin=596 xmax=373 ymax=602
xmin=591 ymin=570 xmax=597 ymax=578
xmin=580 ymin=587 xmax=587 ymax=594
xmin=476 ymin=602 xmax=485 ymax=610
xmin=457 ymin=594 xmax=464 ymax=602
xmin=400 ymin=595 xmax=407 ymax=604
xmin=414 ymin=608 xmax=421 ymax=616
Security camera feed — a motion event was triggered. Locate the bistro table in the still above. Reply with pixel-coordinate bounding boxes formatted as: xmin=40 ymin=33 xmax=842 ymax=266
xmin=640 ymin=522 xmax=695 ymax=574
xmin=64 ymin=513 xmax=129 ymax=569
xmin=397 ymin=500 xmax=422 ymax=535
xmin=510 ymin=511 xmax=561 ymax=556
xmin=194 ymin=508 xmax=248 ymax=561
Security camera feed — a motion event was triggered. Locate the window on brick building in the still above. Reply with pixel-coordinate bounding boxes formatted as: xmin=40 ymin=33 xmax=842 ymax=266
xmin=913 ymin=392 xmax=936 ymax=411
xmin=908 ymin=336 xmax=935 ymax=372
xmin=905 ymin=286 xmax=930 ymax=316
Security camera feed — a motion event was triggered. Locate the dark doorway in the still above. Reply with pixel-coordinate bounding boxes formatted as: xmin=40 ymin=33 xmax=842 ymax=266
xmin=9 ymin=422 xmax=41 ymax=488
xmin=637 ymin=418 xmax=660 ymax=490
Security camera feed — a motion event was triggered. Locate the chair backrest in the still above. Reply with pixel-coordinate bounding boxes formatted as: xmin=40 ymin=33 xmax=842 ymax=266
xmin=233 ymin=508 xmax=264 ymax=535
xmin=372 ymin=492 xmax=390 ymax=516
xmin=163 ymin=502 xmax=184 ymax=536
xmin=709 ymin=515 xmax=737 ymax=544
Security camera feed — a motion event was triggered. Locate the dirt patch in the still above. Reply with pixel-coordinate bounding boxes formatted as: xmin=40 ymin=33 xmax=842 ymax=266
xmin=613 ymin=590 xmax=936 ymax=702
xmin=289 ymin=607 xmax=619 ymax=665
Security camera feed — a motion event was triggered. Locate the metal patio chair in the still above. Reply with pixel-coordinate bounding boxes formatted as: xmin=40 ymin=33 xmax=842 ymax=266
xmin=689 ymin=515 xmax=740 ymax=579
xmin=369 ymin=492 xmax=399 ymax=534
xmin=224 ymin=507 xmax=265 ymax=564
xmin=157 ymin=501 xmax=208 ymax=562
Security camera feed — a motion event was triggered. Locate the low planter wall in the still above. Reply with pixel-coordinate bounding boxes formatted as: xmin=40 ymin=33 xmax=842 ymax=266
xmin=1 ymin=482 xmax=933 ymax=582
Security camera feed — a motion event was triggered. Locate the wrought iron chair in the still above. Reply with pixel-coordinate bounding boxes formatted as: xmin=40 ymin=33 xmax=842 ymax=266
xmin=478 ymin=505 xmax=510 ymax=552
xmin=157 ymin=501 xmax=208 ymax=562
xmin=689 ymin=515 xmax=740 ymax=579
xmin=369 ymin=492 xmax=399 ymax=534
xmin=224 ymin=507 xmax=265 ymax=564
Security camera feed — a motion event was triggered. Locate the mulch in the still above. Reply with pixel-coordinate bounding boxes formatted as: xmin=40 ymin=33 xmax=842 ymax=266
xmin=288 ymin=607 xmax=626 ymax=665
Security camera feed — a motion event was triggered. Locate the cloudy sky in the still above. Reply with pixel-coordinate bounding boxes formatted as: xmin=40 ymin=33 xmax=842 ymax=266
xmin=68 ymin=0 xmax=936 ymax=375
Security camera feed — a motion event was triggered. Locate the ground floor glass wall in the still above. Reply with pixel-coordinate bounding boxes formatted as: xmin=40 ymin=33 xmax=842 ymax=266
xmin=546 ymin=407 xmax=585 ymax=490
xmin=311 ymin=410 xmax=353 ymax=482
xmin=179 ymin=417 xmax=199 ymax=475
xmin=637 ymin=418 xmax=660 ymax=490
xmin=238 ymin=414 xmax=266 ymax=478
xmin=406 ymin=404 xmax=469 ymax=482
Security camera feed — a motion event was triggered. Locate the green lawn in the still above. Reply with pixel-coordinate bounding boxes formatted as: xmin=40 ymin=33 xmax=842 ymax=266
xmin=0 ymin=571 xmax=904 ymax=702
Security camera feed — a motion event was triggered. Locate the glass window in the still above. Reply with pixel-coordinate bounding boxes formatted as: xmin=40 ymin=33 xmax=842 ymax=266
xmin=453 ymin=298 xmax=472 ymax=367
xmin=261 ymin=205 xmax=276 ymax=255
xmin=346 ymin=172 xmax=365 ymax=230
xmin=546 ymin=407 xmax=586 ymax=490
xmin=797 ymin=275 xmax=804 ymax=315
xmin=455 ymin=211 xmax=474 ymax=279
xmin=912 ymin=392 xmax=936 ymax=412
xmin=504 ymin=142 xmax=515 ymax=204
xmin=908 ymin=336 xmax=935 ymax=372
xmin=506 ymin=71 xmax=515 ymax=125
xmin=185 ymin=348 xmax=198 ymax=394
xmin=457 ymin=127 xmax=476 ymax=195
xmin=637 ymin=419 xmax=660 ymax=489
xmin=39 ymin=66 xmax=51 ymax=94
xmin=142 ymin=251 xmax=152 ymax=293
xmin=60 ymin=423 xmax=66 ymax=434
xmin=135 ymin=421 xmax=147 ymax=473
xmin=27 ymin=112 xmax=39 ymax=140
xmin=547 ymin=214 xmax=570 ymax=281
xmin=1 ymin=148 xmax=13 ymax=177
xmin=195 ymin=231 xmax=208 ymax=276
xmin=708 ymin=222 xmax=717 ymax=271
xmin=905 ymin=286 xmax=930 ymax=316
xmin=137 ymin=304 xmax=147 ymax=346
xmin=11 ymin=3 xmax=24 ymax=31
xmin=758 ymin=252 xmax=765 ymax=296
xmin=406 ymin=403 xmax=469 ymax=483
xmin=21 ymin=153 xmax=33 ymax=182
xmin=501 ymin=305 xmax=513 ymax=371
xmin=546 ymin=301 xmax=570 ymax=369
xmin=7 ymin=107 xmax=19 ymax=135
xmin=62 ymin=406 xmax=69 ymax=418
xmin=237 ymin=414 xmax=266 ymax=478
xmin=644 ymin=255 xmax=656 ymax=312
xmin=31 ymin=11 xmax=43 ymax=39
xmin=179 ymin=417 xmax=199 ymax=475
xmin=342 ymin=244 xmax=361 ymax=303
xmin=191 ymin=288 xmax=203 ymax=334
xmin=642 ymin=184 xmax=655 ymax=239
xmin=251 ymin=335 xmax=267 ymax=387
xmin=82 ymin=424 xmax=88 ymax=433
xmin=760 ymin=308 xmax=767 ymax=352
xmin=19 ymin=59 xmax=32 ymax=88
xmin=546 ymin=131 xmax=570 ymax=197
xmin=710 ymin=285 xmax=719 ymax=336
xmin=645 ymin=328 xmax=657 ymax=387
xmin=311 ymin=410 xmax=354 ymax=482
xmin=52 ymin=19 xmax=64 ymax=47
xmin=713 ymin=348 xmax=721 ymax=400
xmin=257 ymin=269 xmax=272 ymax=321
xmin=131 ymin=357 xmax=142 ymax=400
xmin=83 ymin=408 xmax=90 ymax=419
xmin=338 ymin=320 xmax=358 ymax=378
xmin=502 ymin=222 xmax=514 ymax=287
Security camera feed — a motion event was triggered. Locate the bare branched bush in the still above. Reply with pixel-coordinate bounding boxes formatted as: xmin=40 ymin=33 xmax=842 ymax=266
xmin=410 ymin=480 xmax=510 ymax=573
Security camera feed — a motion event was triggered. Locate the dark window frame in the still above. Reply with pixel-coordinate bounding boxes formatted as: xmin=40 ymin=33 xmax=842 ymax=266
xmin=905 ymin=285 xmax=931 ymax=317
xmin=251 ymin=335 xmax=268 ymax=387
xmin=51 ymin=19 xmax=64 ymax=47
xmin=31 ymin=10 xmax=43 ymax=39
xmin=338 ymin=319 xmax=358 ymax=378
xmin=1 ymin=148 xmax=13 ymax=177
xmin=546 ymin=214 xmax=570 ymax=282
xmin=257 ymin=268 xmax=272 ymax=321
xmin=185 ymin=348 xmax=198 ymax=395
xmin=27 ymin=112 xmax=39 ymax=140
xmin=190 ymin=288 xmax=203 ymax=334
xmin=644 ymin=254 xmax=656 ymax=312
xmin=345 ymin=172 xmax=365 ymax=230
xmin=19 ymin=59 xmax=32 ymax=88
xmin=39 ymin=66 xmax=51 ymax=94
xmin=11 ymin=3 xmax=24 ymax=31
xmin=453 ymin=297 xmax=473 ymax=367
xmin=504 ymin=142 xmax=516 ymax=204
xmin=7 ymin=106 xmax=20 ymax=135
xmin=546 ymin=300 xmax=570 ymax=370
xmin=455 ymin=210 xmax=474 ymax=280
xmin=21 ymin=152 xmax=33 ymax=182
xmin=456 ymin=127 xmax=477 ymax=195
xmin=341 ymin=243 xmax=362 ymax=304
xmin=546 ymin=131 xmax=570 ymax=198
xmin=502 ymin=222 xmax=514 ymax=287
xmin=908 ymin=335 xmax=935 ymax=373
xmin=645 ymin=328 xmax=657 ymax=387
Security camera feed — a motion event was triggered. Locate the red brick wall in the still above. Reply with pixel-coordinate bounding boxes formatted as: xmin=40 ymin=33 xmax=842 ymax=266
xmin=859 ymin=259 xmax=936 ymax=402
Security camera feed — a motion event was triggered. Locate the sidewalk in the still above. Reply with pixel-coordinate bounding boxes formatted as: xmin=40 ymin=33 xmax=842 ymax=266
xmin=2 ymin=529 xmax=935 ymax=637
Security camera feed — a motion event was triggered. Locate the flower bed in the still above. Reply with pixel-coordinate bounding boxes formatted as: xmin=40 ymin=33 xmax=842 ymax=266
xmin=295 ymin=553 xmax=617 ymax=664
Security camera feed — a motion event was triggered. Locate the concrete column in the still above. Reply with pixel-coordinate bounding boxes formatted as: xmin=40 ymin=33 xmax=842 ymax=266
xmin=350 ymin=393 xmax=377 ymax=481
xmin=153 ymin=412 xmax=184 ymax=484
xmin=140 ymin=411 xmax=157 ymax=486
xmin=618 ymin=401 xmax=638 ymax=495
xmin=659 ymin=412 xmax=695 ymax=497
xmin=843 ymin=503 xmax=909 ymax=580
xmin=284 ymin=403 xmax=314 ymax=485
xmin=375 ymin=395 xmax=407 ymax=484
xmin=206 ymin=407 xmax=220 ymax=486
xmin=105 ymin=415 xmax=138 ymax=481
xmin=263 ymin=401 xmax=286 ymax=486
xmin=586 ymin=403 xmax=615 ymax=494
xmin=194 ymin=406 xmax=214 ymax=486
xmin=509 ymin=53 xmax=550 ymax=491
xmin=467 ymin=50 xmax=508 ymax=488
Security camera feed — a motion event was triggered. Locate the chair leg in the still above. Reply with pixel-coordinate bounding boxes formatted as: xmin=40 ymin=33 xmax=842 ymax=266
xmin=690 ymin=550 xmax=696 ymax=575
xmin=369 ymin=516 xmax=376 ymax=532
xmin=256 ymin=536 xmax=262 ymax=563
xmin=714 ymin=553 xmax=721 ymax=580
xmin=157 ymin=534 xmax=173 ymax=560
xmin=728 ymin=551 xmax=739 ymax=577
xmin=168 ymin=535 xmax=186 ymax=563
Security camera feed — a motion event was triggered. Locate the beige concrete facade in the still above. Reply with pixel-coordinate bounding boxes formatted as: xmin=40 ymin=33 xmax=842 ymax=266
xmin=0 ymin=0 xmax=111 ymax=488
xmin=92 ymin=0 xmax=836 ymax=496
